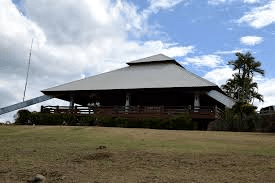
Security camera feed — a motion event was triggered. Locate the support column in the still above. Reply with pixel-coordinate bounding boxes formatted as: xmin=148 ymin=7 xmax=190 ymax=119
xmin=69 ymin=95 xmax=75 ymax=109
xmin=125 ymin=92 xmax=131 ymax=113
xmin=215 ymin=105 xmax=218 ymax=119
xmin=194 ymin=92 xmax=200 ymax=112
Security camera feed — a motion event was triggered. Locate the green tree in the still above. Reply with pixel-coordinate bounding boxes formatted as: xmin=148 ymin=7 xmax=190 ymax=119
xmin=15 ymin=109 xmax=32 ymax=125
xmin=222 ymin=52 xmax=264 ymax=104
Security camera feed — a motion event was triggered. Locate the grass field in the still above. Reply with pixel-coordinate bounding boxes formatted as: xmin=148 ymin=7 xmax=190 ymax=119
xmin=0 ymin=126 xmax=274 ymax=183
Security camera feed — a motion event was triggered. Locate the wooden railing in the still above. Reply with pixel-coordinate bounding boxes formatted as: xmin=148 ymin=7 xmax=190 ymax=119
xmin=94 ymin=105 xmax=192 ymax=118
xmin=41 ymin=106 xmax=94 ymax=116
xmin=41 ymin=105 xmax=224 ymax=119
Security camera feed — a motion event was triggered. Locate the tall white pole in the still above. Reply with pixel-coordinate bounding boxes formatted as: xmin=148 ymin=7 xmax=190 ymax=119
xmin=23 ymin=38 xmax=34 ymax=102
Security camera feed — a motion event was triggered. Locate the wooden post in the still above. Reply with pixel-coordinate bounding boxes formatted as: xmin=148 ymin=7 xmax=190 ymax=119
xmin=194 ymin=92 xmax=200 ymax=112
xmin=69 ymin=95 xmax=75 ymax=110
xmin=125 ymin=92 xmax=131 ymax=113
xmin=75 ymin=106 xmax=77 ymax=115
xmin=215 ymin=105 xmax=218 ymax=119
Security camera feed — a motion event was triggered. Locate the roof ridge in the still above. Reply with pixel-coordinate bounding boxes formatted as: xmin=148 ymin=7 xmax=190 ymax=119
xmin=127 ymin=54 xmax=174 ymax=64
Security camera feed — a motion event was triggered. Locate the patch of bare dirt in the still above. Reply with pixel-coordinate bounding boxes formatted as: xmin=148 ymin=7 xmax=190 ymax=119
xmin=73 ymin=151 xmax=112 ymax=162
xmin=0 ymin=150 xmax=274 ymax=183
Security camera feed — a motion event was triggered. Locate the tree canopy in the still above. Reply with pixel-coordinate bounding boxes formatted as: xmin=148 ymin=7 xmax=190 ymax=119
xmin=222 ymin=52 xmax=264 ymax=104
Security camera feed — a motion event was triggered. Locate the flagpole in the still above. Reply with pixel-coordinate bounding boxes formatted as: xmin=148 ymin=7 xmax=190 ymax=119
xmin=23 ymin=38 xmax=34 ymax=102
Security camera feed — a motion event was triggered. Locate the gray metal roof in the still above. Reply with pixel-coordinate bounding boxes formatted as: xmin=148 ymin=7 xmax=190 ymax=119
xmin=207 ymin=90 xmax=236 ymax=108
xmin=127 ymin=54 xmax=175 ymax=64
xmin=42 ymin=54 xmax=217 ymax=93
xmin=126 ymin=54 xmax=183 ymax=68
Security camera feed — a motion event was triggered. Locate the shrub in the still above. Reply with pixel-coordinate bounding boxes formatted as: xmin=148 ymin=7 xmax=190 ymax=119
xmin=209 ymin=112 xmax=275 ymax=132
xmin=254 ymin=114 xmax=274 ymax=132
xmin=15 ymin=109 xmax=32 ymax=125
xmin=15 ymin=110 xmax=193 ymax=130
xmin=232 ymin=101 xmax=257 ymax=116
xmin=78 ymin=115 xmax=96 ymax=126
xmin=15 ymin=111 xmax=96 ymax=126
xmin=171 ymin=113 xmax=193 ymax=130
xmin=95 ymin=113 xmax=193 ymax=130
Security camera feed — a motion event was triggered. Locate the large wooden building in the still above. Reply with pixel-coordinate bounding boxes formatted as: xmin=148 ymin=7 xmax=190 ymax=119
xmin=41 ymin=54 xmax=235 ymax=121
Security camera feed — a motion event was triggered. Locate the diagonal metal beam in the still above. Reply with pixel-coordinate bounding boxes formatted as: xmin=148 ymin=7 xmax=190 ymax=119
xmin=0 ymin=95 xmax=52 ymax=115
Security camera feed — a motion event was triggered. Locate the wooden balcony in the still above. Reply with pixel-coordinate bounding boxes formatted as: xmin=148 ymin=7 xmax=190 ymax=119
xmin=41 ymin=105 xmax=223 ymax=120
xmin=41 ymin=106 xmax=94 ymax=116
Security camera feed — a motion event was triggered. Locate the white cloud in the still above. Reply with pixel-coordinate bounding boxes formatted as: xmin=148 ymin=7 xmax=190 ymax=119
xmin=0 ymin=0 xmax=193 ymax=122
xmin=238 ymin=1 xmax=275 ymax=28
xmin=243 ymin=0 xmax=260 ymax=4
xmin=255 ymin=78 xmax=275 ymax=108
xmin=203 ymin=66 xmax=235 ymax=86
xmin=209 ymin=0 xmax=261 ymax=5
xmin=214 ymin=49 xmax=250 ymax=55
xmin=141 ymin=41 xmax=194 ymax=57
xmin=148 ymin=0 xmax=185 ymax=11
xmin=184 ymin=55 xmax=223 ymax=68
xmin=142 ymin=0 xmax=186 ymax=20
xmin=114 ymin=0 xmax=188 ymax=36
xmin=240 ymin=36 xmax=263 ymax=45
xmin=208 ymin=0 xmax=226 ymax=5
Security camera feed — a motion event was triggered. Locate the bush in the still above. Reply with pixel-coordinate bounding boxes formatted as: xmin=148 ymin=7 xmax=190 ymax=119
xmin=78 ymin=115 xmax=96 ymax=126
xmin=254 ymin=114 xmax=274 ymax=132
xmin=232 ymin=101 xmax=257 ymax=116
xmin=15 ymin=110 xmax=194 ymax=130
xmin=209 ymin=112 xmax=275 ymax=132
xmin=15 ymin=109 xmax=32 ymax=125
xmin=94 ymin=113 xmax=193 ymax=130
xmin=170 ymin=113 xmax=193 ymax=130
xmin=15 ymin=111 xmax=96 ymax=126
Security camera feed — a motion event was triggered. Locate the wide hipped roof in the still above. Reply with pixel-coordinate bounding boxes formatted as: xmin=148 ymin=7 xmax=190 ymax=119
xmin=42 ymin=54 xmax=217 ymax=93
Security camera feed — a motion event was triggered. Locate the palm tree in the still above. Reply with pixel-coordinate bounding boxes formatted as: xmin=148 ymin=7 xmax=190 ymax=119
xmin=229 ymin=52 xmax=264 ymax=77
xmin=222 ymin=52 xmax=264 ymax=104
xmin=228 ymin=52 xmax=244 ymax=75
xmin=222 ymin=74 xmax=242 ymax=100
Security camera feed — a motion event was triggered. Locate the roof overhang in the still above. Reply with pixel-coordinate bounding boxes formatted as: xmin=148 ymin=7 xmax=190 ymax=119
xmin=43 ymin=86 xmax=221 ymax=105
xmin=207 ymin=90 xmax=236 ymax=108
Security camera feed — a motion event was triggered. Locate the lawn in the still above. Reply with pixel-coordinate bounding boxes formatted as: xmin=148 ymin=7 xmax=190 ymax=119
xmin=0 ymin=126 xmax=274 ymax=182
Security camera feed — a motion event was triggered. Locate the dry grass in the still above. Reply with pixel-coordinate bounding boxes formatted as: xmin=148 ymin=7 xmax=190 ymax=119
xmin=0 ymin=126 xmax=274 ymax=182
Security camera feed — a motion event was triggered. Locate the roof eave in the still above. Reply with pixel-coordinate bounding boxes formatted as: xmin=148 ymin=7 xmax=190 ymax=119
xmin=127 ymin=60 xmax=184 ymax=68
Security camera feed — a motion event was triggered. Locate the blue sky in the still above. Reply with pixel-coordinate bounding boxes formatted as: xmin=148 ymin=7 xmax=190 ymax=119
xmin=1 ymin=0 xmax=275 ymax=122
xmin=145 ymin=0 xmax=275 ymax=77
